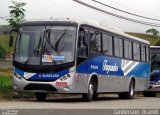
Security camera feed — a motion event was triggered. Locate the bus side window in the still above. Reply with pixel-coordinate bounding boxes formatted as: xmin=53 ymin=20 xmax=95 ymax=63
xmin=89 ymin=30 xmax=102 ymax=53
xmin=133 ymin=43 xmax=140 ymax=61
xmin=124 ymin=40 xmax=132 ymax=59
xmin=146 ymin=46 xmax=149 ymax=62
xmin=102 ymin=33 xmax=113 ymax=56
xmin=114 ymin=37 xmax=123 ymax=58
xmin=77 ymin=28 xmax=88 ymax=57
xmin=141 ymin=45 xmax=146 ymax=62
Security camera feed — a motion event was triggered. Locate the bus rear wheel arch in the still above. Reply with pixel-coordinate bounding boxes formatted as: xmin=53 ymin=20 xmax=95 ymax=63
xmin=82 ymin=75 xmax=98 ymax=102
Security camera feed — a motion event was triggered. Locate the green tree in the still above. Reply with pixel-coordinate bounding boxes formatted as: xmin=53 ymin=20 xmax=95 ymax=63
xmin=7 ymin=1 xmax=26 ymax=28
xmin=146 ymin=28 xmax=159 ymax=36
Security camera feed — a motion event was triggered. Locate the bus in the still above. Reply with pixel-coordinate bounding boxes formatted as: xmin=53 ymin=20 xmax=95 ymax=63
xmin=10 ymin=19 xmax=150 ymax=101
xmin=143 ymin=46 xmax=160 ymax=97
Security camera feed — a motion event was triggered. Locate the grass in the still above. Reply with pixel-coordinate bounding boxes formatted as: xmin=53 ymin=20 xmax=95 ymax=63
xmin=0 ymin=68 xmax=34 ymax=100
xmin=126 ymin=32 xmax=160 ymax=46
xmin=0 ymin=68 xmax=13 ymax=99
xmin=0 ymin=34 xmax=15 ymax=53
xmin=0 ymin=76 xmax=13 ymax=99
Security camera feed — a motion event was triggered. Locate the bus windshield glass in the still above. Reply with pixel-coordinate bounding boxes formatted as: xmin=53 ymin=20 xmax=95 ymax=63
xmin=151 ymin=53 xmax=160 ymax=74
xmin=14 ymin=26 xmax=76 ymax=65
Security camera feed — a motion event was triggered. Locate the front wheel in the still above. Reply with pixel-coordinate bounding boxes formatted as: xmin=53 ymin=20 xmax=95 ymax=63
xmin=35 ymin=92 xmax=47 ymax=101
xmin=82 ymin=79 xmax=96 ymax=102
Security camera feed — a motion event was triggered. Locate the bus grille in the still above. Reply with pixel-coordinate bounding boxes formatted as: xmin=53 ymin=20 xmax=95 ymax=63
xmin=24 ymin=83 xmax=57 ymax=91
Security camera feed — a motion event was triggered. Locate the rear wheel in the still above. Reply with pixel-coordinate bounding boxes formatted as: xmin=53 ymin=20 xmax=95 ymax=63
xmin=82 ymin=79 xmax=97 ymax=102
xmin=35 ymin=92 xmax=47 ymax=101
xmin=93 ymin=93 xmax=99 ymax=100
xmin=118 ymin=80 xmax=135 ymax=99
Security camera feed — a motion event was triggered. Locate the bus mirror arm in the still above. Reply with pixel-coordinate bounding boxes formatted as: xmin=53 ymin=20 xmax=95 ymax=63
xmin=9 ymin=28 xmax=18 ymax=47
xmin=9 ymin=36 xmax=14 ymax=47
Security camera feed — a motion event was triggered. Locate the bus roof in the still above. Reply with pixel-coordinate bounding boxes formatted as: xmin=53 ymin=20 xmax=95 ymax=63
xmin=24 ymin=18 xmax=150 ymax=44
xmin=150 ymin=46 xmax=160 ymax=48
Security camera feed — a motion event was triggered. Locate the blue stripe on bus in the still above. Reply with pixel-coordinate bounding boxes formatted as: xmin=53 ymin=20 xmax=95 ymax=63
xmin=15 ymin=67 xmax=69 ymax=81
xmin=76 ymin=56 xmax=150 ymax=78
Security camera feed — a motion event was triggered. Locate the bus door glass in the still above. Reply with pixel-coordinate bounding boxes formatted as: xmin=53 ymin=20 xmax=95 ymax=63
xmin=77 ymin=27 xmax=89 ymax=65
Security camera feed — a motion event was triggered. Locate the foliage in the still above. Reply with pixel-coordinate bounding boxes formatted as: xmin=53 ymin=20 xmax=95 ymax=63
xmin=146 ymin=28 xmax=159 ymax=36
xmin=3 ymin=31 xmax=8 ymax=35
xmin=0 ymin=76 xmax=13 ymax=99
xmin=0 ymin=69 xmax=34 ymax=100
xmin=7 ymin=1 xmax=26 ymax=28
xmin=0 ymin=34 xmax=14 ymax=53
xmin=0 ymin=43 xmax=6 ymax=59
xmin=126 ymin=32 xmax=160 ymax=46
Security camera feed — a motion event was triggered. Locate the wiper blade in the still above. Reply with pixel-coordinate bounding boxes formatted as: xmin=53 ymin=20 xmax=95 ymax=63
xmin=151 ymin=54 xmax=157 ymax=60
xmin=55 ymin=27 xmax=68 ymax=51
xmin=43 ymin=28 xmax=57 ymax=65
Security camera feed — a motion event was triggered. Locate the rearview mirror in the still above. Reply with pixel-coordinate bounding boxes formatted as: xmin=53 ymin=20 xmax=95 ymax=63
xmin=9 ymin=36 xmax=14 ymax=47
xmin=9 ymin=28 xmax=18 ymax=47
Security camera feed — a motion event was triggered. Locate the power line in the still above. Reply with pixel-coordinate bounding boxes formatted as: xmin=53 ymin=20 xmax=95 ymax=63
xmin=92 ymin=0 xmax=160 ymax=22
xmin=48 ymin=0 xmax=87 ymax=20
xmin=73 ymin=0 xmax=160 ymax=27
xmin=0 ymin=16 xmax=8 ymax=21
xmin=105 ymin=0 xmax=160 ymax=19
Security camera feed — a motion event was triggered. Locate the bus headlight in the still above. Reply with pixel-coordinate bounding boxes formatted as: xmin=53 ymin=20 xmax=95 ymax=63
xmin=155 ymin=80 xmax=160 ymax=85
xmin=14 ymin=73 xmax=22 ymax=80
xmin=60 ymin=72 xmax=74 ymax=81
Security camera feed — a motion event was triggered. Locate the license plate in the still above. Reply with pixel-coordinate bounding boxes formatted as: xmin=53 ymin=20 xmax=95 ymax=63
xmin=56 ymin=82 xmax=67 ymax=87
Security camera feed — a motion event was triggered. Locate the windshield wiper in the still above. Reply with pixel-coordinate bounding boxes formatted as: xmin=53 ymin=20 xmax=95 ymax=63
xmin=44 ymin=29 xmax=56 ymax=52
xmin=43 ymin=28 xmax=58 ymax=65
xmin=55 ymin=27 xmax=68 ymax=51
xmin=151 ymin=54 xmax=157 ymax=61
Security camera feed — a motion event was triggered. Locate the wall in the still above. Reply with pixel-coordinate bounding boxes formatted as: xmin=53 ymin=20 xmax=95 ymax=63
xmin=0 ymin=59 xmax=13 ymax=69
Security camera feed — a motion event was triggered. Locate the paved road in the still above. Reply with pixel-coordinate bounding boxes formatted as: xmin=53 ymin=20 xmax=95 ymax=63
xmin=0 ymin=94 xmax=160 ymax=109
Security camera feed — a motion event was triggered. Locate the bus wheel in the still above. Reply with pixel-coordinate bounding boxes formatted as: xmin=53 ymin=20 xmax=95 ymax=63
xmin=118 ymin=80 xmax=135 ymax=99
xmin=93 ymin=93 xmax=99 ymax=100
xmin=35 ymin=92 xmax=47 ymax=101
xmin=82 ymin=79 xmax=95 ymax=102
xmin=127 ymin=80 xmax=135 ymax=99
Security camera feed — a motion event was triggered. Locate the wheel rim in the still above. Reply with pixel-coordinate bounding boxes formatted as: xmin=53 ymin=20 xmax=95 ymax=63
xmin=130 ymin=83 xmax=134 ymax=96
xmin=89 ymin=82 xmax=94 ymax=98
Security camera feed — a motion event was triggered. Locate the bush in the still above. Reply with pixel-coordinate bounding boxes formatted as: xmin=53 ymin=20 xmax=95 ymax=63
xmin=3 ymin=31 xmax=8 ymax=35
xmin=0 ymin=43 xmax=6 ymax=59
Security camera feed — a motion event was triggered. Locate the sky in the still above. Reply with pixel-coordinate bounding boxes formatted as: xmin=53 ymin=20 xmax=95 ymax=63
xmin=0 ymin=0 xmax=160 ymax=33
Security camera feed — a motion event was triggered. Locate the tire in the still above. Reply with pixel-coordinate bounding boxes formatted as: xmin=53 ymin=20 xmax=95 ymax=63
xmin=35 ymin=93 xmax=47 ymax=101
xmin=82 ymin=79 xmax=97 ymax=102
xmin=143 ymin=92 xmax=156 ymax=97
xmin=118 ymin=80 xmax=135 ymax=99
xmin=126 ymin=80 xmax=135 ymax=99
xmin=93 ymin=93 xmax=99 ymax=100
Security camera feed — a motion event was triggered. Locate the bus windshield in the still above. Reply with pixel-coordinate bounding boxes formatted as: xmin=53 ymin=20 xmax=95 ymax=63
xmin=14 ymin=26 xmax=76 ymax=65
xmin=151 ymin=53 xmax=160 ymax=74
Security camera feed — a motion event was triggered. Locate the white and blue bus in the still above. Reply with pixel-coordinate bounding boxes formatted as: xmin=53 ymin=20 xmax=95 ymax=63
xmin=10 ymin=19 xmax=150 ymax=101
xmin=143 ymin=46 xmax=160 ymax=97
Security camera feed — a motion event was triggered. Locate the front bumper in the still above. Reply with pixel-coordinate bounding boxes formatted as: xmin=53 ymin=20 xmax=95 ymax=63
xmin=145 ymin=84 xmax=160 ymax=92
xmin=13 ymin=74 xmax=74 ymax=93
